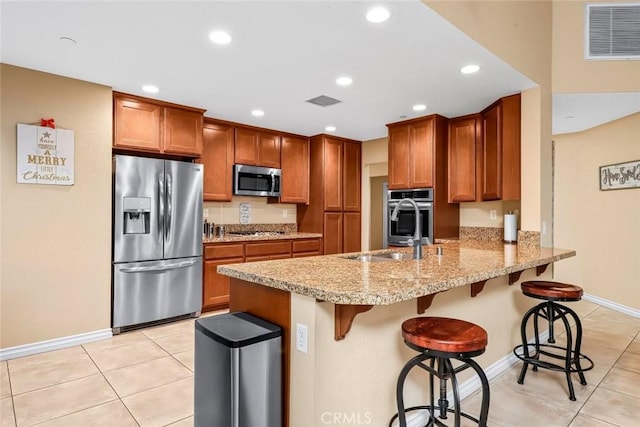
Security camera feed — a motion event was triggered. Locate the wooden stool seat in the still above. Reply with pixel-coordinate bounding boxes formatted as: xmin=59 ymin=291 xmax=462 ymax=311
xmin=521 ymin=280 xmax=583 ymax=301
xmin=402 ymin=317 xmax=488 ymax=354
xmin=393 ymin=316 xmax=490 ymax=426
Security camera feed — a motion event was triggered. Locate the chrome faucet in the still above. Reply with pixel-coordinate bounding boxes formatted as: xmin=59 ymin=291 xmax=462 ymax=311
xmin=390 ymin=198 xmax=429 ymax=260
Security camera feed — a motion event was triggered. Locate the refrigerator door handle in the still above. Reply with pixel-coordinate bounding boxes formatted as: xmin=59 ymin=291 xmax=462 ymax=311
xmin=120 ymin=259 xmax=199 ymax=273
xmin=158 ymin=173 xmax=165 ymax=242
xmin=166 ymin=173 xmax=173 ymax=241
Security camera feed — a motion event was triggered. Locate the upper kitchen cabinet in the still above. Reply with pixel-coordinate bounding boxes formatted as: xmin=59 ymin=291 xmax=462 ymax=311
xmin=481 ymin=93 xmax=521 ymax=201
xmin=234 ymin=126 xmax=281 ymax=168
xmin=447 ymin=114 xmax=481 ymax=203
xmin=200 ymin=119 xmax=235 ymax=201
xmin=447 ymin=94 xmax=521 ymax=202
xmin=297 ymin=134 xmax=362 ymax=254
xmin=280 ymin=135 xmax=310 ymax=204
xmin=113 ymin=92 xmax=205 ymax=157
xmin=387 ymin=115 xmax=448 ymax=190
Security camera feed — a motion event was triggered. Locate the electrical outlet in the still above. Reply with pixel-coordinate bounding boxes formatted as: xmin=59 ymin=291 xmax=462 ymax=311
xmin=296 ymin=323 xmax=308 ymax=354
xmin=282 ymin=209 xmax=288 ymax=218
xmin=203 ymin=209 xmax=209 ymax=218
xmin=542 ymin=221 xmax=547 ymax=235
xmin=489 ymin=210 xmax=497 ymax=220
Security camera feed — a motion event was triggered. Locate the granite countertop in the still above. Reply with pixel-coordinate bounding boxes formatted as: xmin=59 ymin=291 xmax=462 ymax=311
xmin=203 ymin=232 xmax=322 ymax=244
xmin=217 ymin=241 xmax=576 ymax=305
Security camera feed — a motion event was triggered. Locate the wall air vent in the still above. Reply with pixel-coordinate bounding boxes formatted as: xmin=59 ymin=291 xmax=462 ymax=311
xmin=306 ymin=95 xmax=342 ymax=107
xmin=585 ymin=3 xmax=640 ymax=60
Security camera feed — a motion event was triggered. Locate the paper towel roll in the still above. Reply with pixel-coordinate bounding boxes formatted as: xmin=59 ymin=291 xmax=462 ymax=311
xmin=504 ymin=213 xmax=518 ymax=243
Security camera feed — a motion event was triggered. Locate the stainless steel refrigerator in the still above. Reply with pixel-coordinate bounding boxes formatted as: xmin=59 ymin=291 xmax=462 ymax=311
xmin=112 ymin=155 xmax=203 ymax=333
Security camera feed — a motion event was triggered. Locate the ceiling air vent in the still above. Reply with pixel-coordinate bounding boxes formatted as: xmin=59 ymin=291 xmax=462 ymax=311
xmin=585 ymin=3 xmax=640 ymax=60
xmin=306 ymin=95 xmax=342 ymax=107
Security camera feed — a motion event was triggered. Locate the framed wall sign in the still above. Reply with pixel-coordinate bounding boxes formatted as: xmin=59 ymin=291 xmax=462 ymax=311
xmin=17 ymin=123 xmax=75 ymax=185
xmin=599 ymin=160 xmax=640 ymax=191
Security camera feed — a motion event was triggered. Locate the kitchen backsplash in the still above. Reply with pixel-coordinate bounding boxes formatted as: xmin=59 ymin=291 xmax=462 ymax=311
xmin=459 ymin=200 xmax=521 ymax=228
xmin=203 ymin=196 xmax=297 ymax=225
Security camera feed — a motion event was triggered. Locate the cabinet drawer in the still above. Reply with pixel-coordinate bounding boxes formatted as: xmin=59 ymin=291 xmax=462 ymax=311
xmin=245 ymin=241 xmax=292 ymax=257
xmin=292 ymin=239 xmax=321 ymax=253
xmin=204 ymin=243 xmax=244 ymax=260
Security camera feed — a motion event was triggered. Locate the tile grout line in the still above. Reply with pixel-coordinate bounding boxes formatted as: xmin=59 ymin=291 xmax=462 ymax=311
xmin=80 ymin=344 xmax=141 ymax=427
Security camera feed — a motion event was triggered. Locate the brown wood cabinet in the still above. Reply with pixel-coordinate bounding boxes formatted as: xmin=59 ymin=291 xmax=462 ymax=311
xmin=292 ymin=238 xmax=322 ymax=257
xmin=387 ymin=115 xmax=459 ymax=239
xmin=201 ymin=119 xmax=234 ymax=201
xmin=387 ymin=115 xmax=446 ymax=190
xmin=113 ymin=92 xmax=204 ymax=157
xmin=202 ymin=237 xmax=321 ymax=311
xmin=447 ymin=115 xmax=481 ymax=202
xmin=447 ymin=94 xmax=521 ymax=202
xmin=280 ymin=136 xmax=310 ymax=204
xmin=297 ymin=135 xmax=362 ymax=255
xmin=235 ymin=126 xmax=281 ymax=168
xmin=481 ymin=94 xmax=521 ymax=201
xmin=203 ymin=243 xmax=244 ymax=310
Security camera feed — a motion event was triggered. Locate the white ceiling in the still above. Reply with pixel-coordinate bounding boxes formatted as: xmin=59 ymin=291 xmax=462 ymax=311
xmin=1 ymin=1 xmax=636 ymax=141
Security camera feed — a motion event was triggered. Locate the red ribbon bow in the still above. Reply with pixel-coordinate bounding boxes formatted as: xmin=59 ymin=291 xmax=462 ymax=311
xmin=40 ymin=118 xmax=56 ymax=129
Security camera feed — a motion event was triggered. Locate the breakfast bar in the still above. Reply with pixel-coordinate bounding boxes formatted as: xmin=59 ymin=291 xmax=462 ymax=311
xmin=218 ymin=241 xmax=575 ymax=427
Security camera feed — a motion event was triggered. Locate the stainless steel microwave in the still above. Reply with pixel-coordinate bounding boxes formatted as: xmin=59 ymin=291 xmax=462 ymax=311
xmin=233 ymin=164 xmax=281 ymax=197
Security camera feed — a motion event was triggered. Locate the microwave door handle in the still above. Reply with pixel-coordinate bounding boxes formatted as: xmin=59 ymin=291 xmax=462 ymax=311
xmin=165 ymin=173 xmax=172 ymax=241
xmin=270 ymin=170 xmax=275 ymax=194
xmin=158 ymin=173 xmax=165 ymax=242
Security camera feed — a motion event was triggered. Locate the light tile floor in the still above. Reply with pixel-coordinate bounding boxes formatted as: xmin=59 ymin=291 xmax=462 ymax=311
xmin=1 ymin=302 xmax=639 ymax=426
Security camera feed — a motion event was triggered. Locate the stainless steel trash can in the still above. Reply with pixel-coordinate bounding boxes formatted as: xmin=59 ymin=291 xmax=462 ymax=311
xmin=194 ymin=312 xmax=282 ymax=427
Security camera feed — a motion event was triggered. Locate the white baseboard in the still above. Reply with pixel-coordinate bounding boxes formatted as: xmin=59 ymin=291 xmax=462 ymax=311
xmin=0 ymin=329 xmax=112 ymax=361
xmin=583 ymin=293 xmax=640 ymax=318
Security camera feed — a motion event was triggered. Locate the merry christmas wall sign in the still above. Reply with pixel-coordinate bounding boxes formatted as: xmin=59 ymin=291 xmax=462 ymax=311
xmin=17 ymin=123 xmax=74 ymax=185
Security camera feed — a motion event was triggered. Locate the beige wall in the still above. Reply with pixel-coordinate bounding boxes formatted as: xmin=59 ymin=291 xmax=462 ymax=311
xmin=361 ymin=137 xmax=389 ymax=250
xmin=554 ymin=113 xmax=640 ymax=310
xmin=553 ymin=0 xmax=640 ymax=93
xmin=1 ymin=64 xmax=113 ymax=348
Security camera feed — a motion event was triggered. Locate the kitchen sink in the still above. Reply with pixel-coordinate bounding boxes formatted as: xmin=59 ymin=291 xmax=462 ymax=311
xmin=341 ymin=251 xmax=415 ymax=262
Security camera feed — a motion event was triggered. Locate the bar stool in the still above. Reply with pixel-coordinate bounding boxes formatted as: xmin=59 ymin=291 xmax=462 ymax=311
xmin=390 ymin=317 xmax=490 ymax=427
xmin=513 ymin=280 xmax=594 ymax=401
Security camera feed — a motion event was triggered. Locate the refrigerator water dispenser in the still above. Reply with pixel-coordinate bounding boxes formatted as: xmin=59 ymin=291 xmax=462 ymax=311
xmin=123 ymin=197 xmax=151 ymax=234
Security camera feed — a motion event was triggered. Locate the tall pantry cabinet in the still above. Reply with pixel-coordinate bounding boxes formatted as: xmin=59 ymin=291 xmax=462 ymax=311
xmin=297 ymin=135 xmax=362 ymax=255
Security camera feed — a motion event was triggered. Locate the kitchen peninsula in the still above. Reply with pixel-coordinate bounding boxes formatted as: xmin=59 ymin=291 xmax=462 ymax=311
xmin=218 ymin=241 xmax=575 ymax=427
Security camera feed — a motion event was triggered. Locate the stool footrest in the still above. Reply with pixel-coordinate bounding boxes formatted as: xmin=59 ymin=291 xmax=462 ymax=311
xmin=514 ymin=343 xmax=594 ymax=374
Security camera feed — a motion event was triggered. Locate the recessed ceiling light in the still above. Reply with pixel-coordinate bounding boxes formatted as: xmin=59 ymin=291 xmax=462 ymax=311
xmin=325 ymin=126 xmax=336 ymax=132
xmin=251 ymin=109 xmax=264 ymax=117
xmin=142 ymin=85 xmax=159 ymax=94
xmin=413 ymin=104 xmax=427 ymax=111
xmin=336 ymin=76 xmax=353 ymax=86
xmin=209 ymin=30 xmax=232 ymax=45
xmin=366 ymin=6 xmax=390 ymax=23
xmin=460 ymin=64 xmax=480 ymax=74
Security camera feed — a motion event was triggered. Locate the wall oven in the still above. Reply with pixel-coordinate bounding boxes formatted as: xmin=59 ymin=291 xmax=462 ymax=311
xmin=384 ymin=188 xmax=434 ymax=247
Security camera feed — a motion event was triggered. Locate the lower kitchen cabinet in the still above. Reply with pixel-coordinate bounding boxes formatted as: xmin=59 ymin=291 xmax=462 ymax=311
xmin=343 ymin=212 xmax=361 ymax=253
xmin=203 ymin=243 xmax=244 ymax=311
xmin=203 ymin=237 xmax=322 ymax=311
xmin=245 ymin=241 xmax=292 ymax=262
xmin=322 ymin=213 xmax=360 ymax=255
xmin=292 ymin=238 xmax=322 ymax=257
